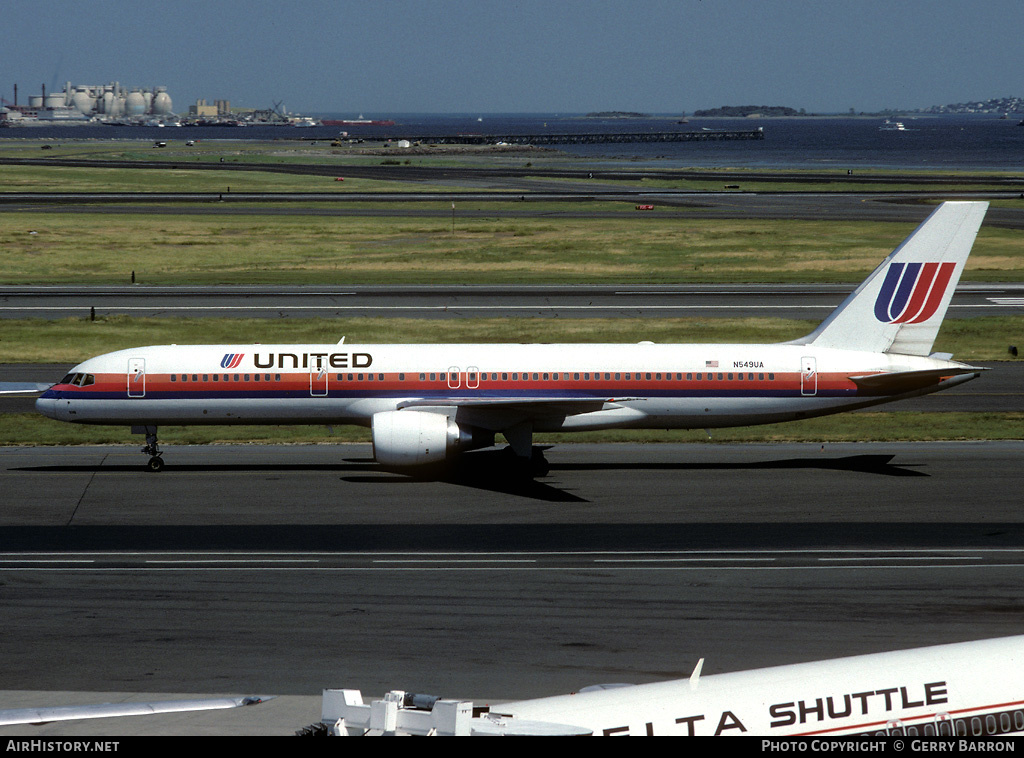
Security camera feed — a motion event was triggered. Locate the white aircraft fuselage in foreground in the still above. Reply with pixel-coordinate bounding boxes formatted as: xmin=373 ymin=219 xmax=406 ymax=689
xmin=36 ymin=202 xmax=989 ymax=473
xmin=315 ymin=635 xmax=1024 ymax=736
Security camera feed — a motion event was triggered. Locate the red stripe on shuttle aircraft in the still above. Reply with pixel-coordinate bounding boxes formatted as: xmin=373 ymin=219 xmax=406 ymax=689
xmin=792 ymin=697 xmax=1024 ymax=736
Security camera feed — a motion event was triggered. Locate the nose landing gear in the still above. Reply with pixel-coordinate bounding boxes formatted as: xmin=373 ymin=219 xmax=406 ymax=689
xmin=133 ymin=425 xmax=164 ymax=472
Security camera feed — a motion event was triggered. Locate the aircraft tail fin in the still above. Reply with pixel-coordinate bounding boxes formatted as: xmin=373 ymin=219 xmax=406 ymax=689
xmin=794 ymin=201 xmax=988 ymax=356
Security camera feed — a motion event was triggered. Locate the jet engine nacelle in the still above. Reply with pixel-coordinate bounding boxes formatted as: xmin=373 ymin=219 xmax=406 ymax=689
xmin=372 ymin=410 xmax=482 ymax=467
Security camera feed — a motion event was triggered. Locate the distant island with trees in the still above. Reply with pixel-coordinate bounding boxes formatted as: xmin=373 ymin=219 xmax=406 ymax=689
xmin=692 ymin=105 xmax=801 ymax=117
xmin=583 ymin=98 xmax=1024 ymax=120
xmin=584 ymin=111 xmax=652 ymax=118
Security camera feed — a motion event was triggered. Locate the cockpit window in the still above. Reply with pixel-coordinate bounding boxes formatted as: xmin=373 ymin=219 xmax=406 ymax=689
xmin=60 ymin=373 xmax=95 ymax=387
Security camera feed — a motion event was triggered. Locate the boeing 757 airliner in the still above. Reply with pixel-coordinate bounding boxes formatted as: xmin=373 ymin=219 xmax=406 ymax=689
xmin=35 ymin=201 xmax=988 ymax=474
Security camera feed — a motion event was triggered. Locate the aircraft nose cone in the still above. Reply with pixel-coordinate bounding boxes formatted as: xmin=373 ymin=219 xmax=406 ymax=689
xmin=35 ymin=395 xmax=58 ymax=419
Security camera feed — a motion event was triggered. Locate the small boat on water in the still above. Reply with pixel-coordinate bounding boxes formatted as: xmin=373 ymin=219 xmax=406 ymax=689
xmin=879 ymin=119 xmax=908 ymax=131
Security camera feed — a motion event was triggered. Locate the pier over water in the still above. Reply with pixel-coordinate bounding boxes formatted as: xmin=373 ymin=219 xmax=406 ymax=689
xmin=372 ymin=128 xmax=765 ymax=145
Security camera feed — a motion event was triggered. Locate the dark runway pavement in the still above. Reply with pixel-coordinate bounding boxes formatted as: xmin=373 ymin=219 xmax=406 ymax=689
xmin=1 ymin=441 xmax=1023 ymax=736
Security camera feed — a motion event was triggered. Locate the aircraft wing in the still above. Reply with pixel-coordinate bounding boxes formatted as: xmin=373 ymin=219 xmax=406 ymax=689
xmin=0 ymin=696 xmax=272 ymax=726
xmin=0 ymin=382 xmax=52 ymax=396
xmin=397 ymin=396 xmax=634 ymax=414
xmin=396 ymin=396 xmax=640 ymax=438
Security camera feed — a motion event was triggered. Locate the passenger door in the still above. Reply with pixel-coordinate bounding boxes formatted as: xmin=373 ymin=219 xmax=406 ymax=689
xmin=128 ymin=358 xmax=146 ymax=398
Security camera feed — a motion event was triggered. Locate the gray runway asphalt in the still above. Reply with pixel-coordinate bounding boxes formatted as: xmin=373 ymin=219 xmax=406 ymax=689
xmin=2 ymin=282 xmax=1023 ymax=320
xmin=1 ymin=441 xmax=1023 ymax=735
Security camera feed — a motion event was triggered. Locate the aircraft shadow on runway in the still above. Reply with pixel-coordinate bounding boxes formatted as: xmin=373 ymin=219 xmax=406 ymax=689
xmin=552 ymin=453 xmax=928 ymax=478
xmin=340 ymin=449 xmax=926 ymax=502
xmin=10 ymin=451 xmax=924 ymax=505
xmin=341 ymin=447 xmax=588 ymax=503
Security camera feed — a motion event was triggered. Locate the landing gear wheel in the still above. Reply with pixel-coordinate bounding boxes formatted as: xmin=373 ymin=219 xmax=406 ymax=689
xmin=506 ymin=448 xmax=550 ymax=478
xmin=139 ymin=426 xmax=164 ymax=472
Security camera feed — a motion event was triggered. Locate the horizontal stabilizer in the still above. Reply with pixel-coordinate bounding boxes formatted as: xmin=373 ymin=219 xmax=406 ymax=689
xmin=850 ymin=367 xmax=983 ymax=395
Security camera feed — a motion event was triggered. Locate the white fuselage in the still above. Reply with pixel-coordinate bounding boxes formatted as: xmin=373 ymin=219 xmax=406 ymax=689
xmin=35 ymin=341 xmax=972 ymax=432
xmin=487 ymin=636 xmax=1024 ymax=736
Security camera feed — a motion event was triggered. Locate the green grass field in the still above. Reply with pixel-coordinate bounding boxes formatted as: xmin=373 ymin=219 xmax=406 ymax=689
xmin=1 ymin=142 xmax=1020 ymax=445
xmin=3 ymin=212 xmax=1024 ymax=285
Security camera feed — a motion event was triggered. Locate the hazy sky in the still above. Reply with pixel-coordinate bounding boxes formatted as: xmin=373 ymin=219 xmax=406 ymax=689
xmin=4 ymin=0 xmax=1021 ymax=114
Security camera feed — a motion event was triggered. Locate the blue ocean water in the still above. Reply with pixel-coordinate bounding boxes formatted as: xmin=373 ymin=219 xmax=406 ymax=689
xmin=4 ymin=113 xmax=1023 ymax=171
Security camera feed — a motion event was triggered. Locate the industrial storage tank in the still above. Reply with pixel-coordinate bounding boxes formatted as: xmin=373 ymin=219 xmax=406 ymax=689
xmin=71 ymin=87 xmax=96 ymax=114
xmin=17 ymin=82 xmax=174 ymax=119
xmin=125 ymin=89 xmax=146 ymax=116
xmin=152 ymin=87 xmax=172 ymax=115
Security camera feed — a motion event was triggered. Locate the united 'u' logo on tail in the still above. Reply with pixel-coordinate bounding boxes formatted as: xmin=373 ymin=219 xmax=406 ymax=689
xmin=220 ymin=353 xmax=244 ymax=369
xmin=873 ymin=261 xmax=956 ymax=324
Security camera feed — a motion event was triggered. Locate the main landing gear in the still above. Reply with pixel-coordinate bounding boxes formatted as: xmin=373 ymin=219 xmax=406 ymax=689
xmin=503 ymin=422 xmax=549 ymax=477
xmin=133 ymin=425 xmax=164 ymax=472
